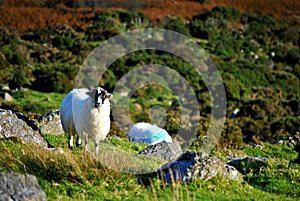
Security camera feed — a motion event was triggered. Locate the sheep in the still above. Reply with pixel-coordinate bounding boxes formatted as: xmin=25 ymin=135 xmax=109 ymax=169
xmin=60 ymin=87 xmax=112 ymax=155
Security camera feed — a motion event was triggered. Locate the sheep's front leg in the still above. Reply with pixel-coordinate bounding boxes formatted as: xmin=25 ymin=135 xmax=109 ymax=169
xmin=68 ymin=134 xmax=74 ymax=150
xmin=76 ymin=136 xmax=82 ymax=147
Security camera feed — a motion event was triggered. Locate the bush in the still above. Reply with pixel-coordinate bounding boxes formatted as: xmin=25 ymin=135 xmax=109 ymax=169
xmin=270 ymin=116 xmax=300 ymax=138
xmin=162 ymin=16 xmax=191 ymax=37
xmin=194 ymin=6 xmax=241 ymax=22
xmin=210 ymin=6 xmax=242 ymax=21
xmin=189 ymin=20 xmax=209 ymax=39
xmin=217 ymin=119 xmax=243 ymax=149
xmin=286 ymin=49 xmax=300 ymax=66
xmin=0 ymin=101 xmax=23 ymax=113
xmin=1 ymin=45 xmax=26 ymax=65
xmin=32 ymin=64 xmax=77 ymax=93
xmin=0 ymin=52 xmax=13 ymax=84
xmin=52 ymin=36 xmax=75 ymax=51
xmin=9 ymin=65 xmax=34 ymax=89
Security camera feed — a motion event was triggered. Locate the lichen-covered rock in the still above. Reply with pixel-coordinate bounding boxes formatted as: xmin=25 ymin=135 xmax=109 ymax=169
xmin=0 ymin=109 xmax=48 ymax=147
xmin=139 ymin=151 xmax=243 ymax=185
xmin=37 ymin=110 xmax=64 ymax=135
xmin=139 ymin=141 xmax=182 ymax=162
xmin=227 ymin=156 xmax=268 ymax=174
xmin=276 ymin=131 xmax=300 ymax=163
xmin=0 ymin=171 xmax=47 ymax=201
xmin=0 ymin=91 xmax=13 ymax=101
xmin=277 ymin=131 xmax=300 ymax=148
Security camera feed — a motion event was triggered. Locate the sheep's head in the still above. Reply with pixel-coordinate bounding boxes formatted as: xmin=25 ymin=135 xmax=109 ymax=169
xmin=87 ymin=87 xmax=112 ymax=108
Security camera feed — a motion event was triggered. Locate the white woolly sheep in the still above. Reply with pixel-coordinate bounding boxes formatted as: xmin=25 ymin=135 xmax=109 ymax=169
xmin=60 ymin=87 xmax=112 ymax=154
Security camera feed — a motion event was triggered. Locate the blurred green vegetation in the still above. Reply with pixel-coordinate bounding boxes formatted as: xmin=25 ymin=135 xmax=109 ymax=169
xmin=0 ymin=6 xmax=299 ymax=145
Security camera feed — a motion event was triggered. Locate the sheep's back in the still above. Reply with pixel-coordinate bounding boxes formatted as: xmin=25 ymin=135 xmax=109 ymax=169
xmin=71 ymin=89 xmax=90 ymax=137
xmin=60 ymin=91 xmax=75 ymax=134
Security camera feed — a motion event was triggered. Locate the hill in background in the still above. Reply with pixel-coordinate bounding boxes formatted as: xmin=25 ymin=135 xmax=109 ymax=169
xmin=0 ymin=0 xmax=299 ymax=32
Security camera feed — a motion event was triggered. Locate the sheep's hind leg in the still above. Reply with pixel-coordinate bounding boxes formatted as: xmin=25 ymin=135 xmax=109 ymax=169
xmin=95 ymin=142 xmax=99 ymax=156
xmin=84 ymin=134 xmax=88 ymax=153
xmin=76 ymin=136 xmax=82 ymax=147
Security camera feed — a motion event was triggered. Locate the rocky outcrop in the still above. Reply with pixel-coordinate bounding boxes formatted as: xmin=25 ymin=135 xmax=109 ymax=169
xmin=37 ymin=110 xmax=64 ymax=135
xmin=140 ymin=150 xmax=243 ymax=185
xmin=0 ymin=91 xmax=13 ymax=101
xmin=276 ymin=131 xmax=300 ymax=163
xmin=139 ymin=141 xmax=182 ymax=162
xmin=159 ymin=151 xmax=243 ymax=183
xmin=0 ymin=109 xmax=48 ymax=147
xmin=277 ymin=131 xmax=300 ymax=148
xmin=0 ymin=171 xmax=47 ymax=201
xmin=14 ymin=112 xmax=39 ymax=131
xmin=227 ymin=156 xmax=268 ymax=174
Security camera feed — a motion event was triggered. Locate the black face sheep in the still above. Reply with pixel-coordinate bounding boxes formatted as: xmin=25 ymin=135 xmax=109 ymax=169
xmin=60 ymin=87 xmax=112 ymax=155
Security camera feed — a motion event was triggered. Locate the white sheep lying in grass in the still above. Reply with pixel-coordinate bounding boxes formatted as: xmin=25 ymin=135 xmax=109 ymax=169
xmin=60 ymin=87 xmax=112 ymax=154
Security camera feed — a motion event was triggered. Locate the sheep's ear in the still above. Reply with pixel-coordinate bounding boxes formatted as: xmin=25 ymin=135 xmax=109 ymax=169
xmin=105 ymin=93 xmax=113 ymax=100
xmin=86 ymin=89 xmax=97 ymax=98
xmin=88 ymin=86 xmax=95 ymax=91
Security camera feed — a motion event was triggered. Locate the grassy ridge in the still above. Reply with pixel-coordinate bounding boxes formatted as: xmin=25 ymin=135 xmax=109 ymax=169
xmin=0 ymin=89 xmax=64 ymax=115
xmin=0 ymin=134 xmax=299 ymax=200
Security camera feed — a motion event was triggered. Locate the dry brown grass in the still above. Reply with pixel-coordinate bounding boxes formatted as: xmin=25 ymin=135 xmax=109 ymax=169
xmin=0 ymin=0 xmax=299 ymax=31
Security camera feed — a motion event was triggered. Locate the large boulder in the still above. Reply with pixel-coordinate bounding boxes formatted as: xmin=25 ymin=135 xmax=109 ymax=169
xmin=0 ymin=109 xmax=48 ymax=147
xmin=160 ymin=151 xmax=243 ymax=183
xmin=37 ymin=110 xmax=64 ymax=135
xmin=139 ymin=141 xmax=182 ymax=162
xmin=140 ymin=150 xmax=243 ymax=185
xmin=0 ymin=91 xmax=13 ymax=102
xmin=227 ymin=156 xmax=268 ymax=174
xmin=0 ymin=171 xmax=47 ymax=201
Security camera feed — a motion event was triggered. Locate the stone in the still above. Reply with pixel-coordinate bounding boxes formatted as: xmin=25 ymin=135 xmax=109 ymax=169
xmin=139 ymin=141 xmax=182 ymax=162
xmin=14 ymin=112 xmax=39 ymax=131
xmin=0 ymin=171 xmax=47 ymax=201
xmin=37 ymin=110 xmax=64 ymax=135
xmin=0 ymin=109 xmax=48 ymax=147
xmin=227 ymin=156 xmax=268 ymax=174
xmin=140 ymin=151 xmax=243 ymax=185
xmin=0 ymin=91 xmax=13 ymax=101
xmin=159 ymin=151 xmax=243 ymax=184
xmin=275 ymin=131 xmax=300 ymax=148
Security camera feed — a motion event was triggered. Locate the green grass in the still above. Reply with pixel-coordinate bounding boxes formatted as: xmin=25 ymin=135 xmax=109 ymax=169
xmin=0 ymin=89 xmax=299 ymax=200
xmin=242 ymin=143 xmax=298 ymax=161
xmin=10 ymin=89 xmax=65 ymax=114
xmin=1 ymin=135 xmax=300 ymax=201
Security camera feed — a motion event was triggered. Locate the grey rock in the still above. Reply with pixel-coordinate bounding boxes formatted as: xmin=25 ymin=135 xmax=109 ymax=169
xmin=276 ymin=131 xmax=300 ymax=148
xmin=139 ymin=141 xmax=182 ymax=162
xmin=139 ymin=151 xmax=243 ymax=185
xmin=14 ymin=112 xmax=39 ymax=131
xmin=0 ymin=171 xmax=47 ymax=201
xmin=0 ymin=92 xmax=13 ymax=102
xmin=0 ymin=109 xmax=48 ymax=147
xmin=37 ymin=110 xmax=64 ymax=135
xmin=252 ymin=144 xmax=263 ymax=149
xmin=227 ymin=156 xmax=268 ymax=174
